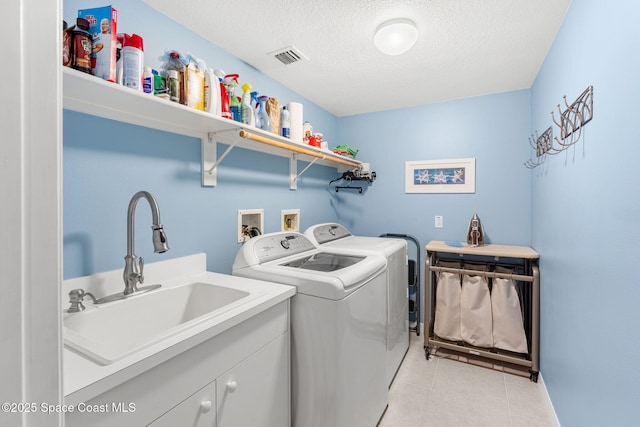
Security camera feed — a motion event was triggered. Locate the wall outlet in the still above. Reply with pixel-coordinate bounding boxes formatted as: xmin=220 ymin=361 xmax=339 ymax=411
xmin=435 ymin=215 xmax=443 ymax=228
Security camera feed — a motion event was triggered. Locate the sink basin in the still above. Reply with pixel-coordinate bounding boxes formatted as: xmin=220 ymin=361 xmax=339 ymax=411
xmin=64 ymin=282 xmax=250 ymax=365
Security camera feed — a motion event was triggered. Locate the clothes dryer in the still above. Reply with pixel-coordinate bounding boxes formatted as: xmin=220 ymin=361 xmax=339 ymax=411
xmin=305 ymin=223 xmax=409 ymax=386
xmin=233 ymin=232 xmax=388 ymax=427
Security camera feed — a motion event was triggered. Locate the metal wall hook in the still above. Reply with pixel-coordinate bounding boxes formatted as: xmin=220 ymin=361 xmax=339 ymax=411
xmin=524 ymin=127 xmax=552 ymax=169
xmin=524 ymin=86 xmax=593 ymax=169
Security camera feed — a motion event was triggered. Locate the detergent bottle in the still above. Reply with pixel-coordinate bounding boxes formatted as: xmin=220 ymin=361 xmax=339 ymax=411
xmin=204 ymin=68 xmax=220 ymax=115
xmin=223 ymin=74 xmax=240 ymax=122
xmin=240 ymin=83 xmax=255 ymax=126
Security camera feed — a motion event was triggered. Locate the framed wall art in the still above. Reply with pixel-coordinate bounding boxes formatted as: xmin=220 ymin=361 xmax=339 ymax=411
xmin=405 ymin=158 xmax=475 ymax=193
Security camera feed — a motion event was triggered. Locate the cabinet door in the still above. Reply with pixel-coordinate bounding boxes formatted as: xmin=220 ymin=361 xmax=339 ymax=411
xmin=217 ymin=333 xmax=289 ymax=427
xmin=147 ymin=381 xmax=216 ymax=427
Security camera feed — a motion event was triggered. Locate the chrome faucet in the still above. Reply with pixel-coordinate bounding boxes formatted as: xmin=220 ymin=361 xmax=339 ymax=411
xmin=123 ymin=191 xmax=169 ymax=295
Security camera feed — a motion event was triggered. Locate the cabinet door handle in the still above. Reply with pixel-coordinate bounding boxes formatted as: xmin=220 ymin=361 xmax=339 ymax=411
xmin=200 ymin=400 xmax=212 ymax=413
xmin=227 ymin=380 xmax=238 ymax=393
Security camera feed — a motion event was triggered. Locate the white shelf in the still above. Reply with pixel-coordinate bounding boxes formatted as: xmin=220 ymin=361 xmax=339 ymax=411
xmin=63 ymin=68 xmax=363 ymax=188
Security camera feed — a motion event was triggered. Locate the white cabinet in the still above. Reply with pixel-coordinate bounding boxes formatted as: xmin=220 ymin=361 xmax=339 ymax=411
xmin=147 ymin=382 xmax=216 ymax=427
xmin=66 ymin=301 xmax=290 ymax=427
xmin=216 ymin=334 xmax=289 ymax=427
xmin=147 ymin=333 xmax=289 ymax=427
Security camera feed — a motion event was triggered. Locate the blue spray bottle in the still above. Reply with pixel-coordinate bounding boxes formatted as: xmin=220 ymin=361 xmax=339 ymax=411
xmin=257 ymin=96 xmax=271 ymax=131
xmin=251 ymin=91 xmax=261 ymax=129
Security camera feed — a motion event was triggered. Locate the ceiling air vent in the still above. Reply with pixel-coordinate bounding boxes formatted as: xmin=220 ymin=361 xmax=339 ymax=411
xmin=270 ymin=46 xmax=308 ymax=65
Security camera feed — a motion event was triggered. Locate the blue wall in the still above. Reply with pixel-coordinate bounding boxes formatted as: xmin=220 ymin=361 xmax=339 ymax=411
xmin=338 ymin=90 xmax=532 ymax=246
xmin=530 ymin=1 xmax=640 ymax=425
xmin=339 ymin=90 xmax=532 ymax=329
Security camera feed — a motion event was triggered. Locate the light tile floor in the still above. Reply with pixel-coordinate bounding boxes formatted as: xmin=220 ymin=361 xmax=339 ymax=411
xmin=378 ymin=333 xmax=557 ymax=427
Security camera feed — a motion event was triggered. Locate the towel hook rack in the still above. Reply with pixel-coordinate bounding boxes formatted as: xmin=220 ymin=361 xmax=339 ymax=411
xmin=524 ymin=85 xmax=593 ymax=169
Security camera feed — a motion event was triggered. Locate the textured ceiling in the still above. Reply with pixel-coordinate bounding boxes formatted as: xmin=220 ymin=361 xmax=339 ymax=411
xmin=143 ymin=0 xmax=571 ymax=117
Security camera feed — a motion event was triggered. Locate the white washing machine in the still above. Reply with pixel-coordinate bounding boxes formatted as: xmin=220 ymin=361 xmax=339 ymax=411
xmin=305 ymin=223 xmax=409 ymax=386
xmin=233 ymin=232 xmax=388 ymax=427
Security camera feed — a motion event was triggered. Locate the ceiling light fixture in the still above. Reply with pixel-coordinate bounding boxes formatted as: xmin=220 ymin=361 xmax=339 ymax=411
xmin=374 ymin=18 xmax=419 ymax=56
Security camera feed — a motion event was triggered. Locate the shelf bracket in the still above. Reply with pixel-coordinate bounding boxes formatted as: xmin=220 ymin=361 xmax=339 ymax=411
xmin=289 ymin=155 xmax=298 ymax=190
xmin=290 ymin=155 xmax=321 ymax=190
xmin=202 ymin=131 xmax=239 ymax=187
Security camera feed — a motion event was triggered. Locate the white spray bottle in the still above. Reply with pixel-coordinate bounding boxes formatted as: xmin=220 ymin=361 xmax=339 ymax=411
xmin=241 ymin=83 xmax=255 ymax=126
xmin=204 ymin=68 xmax=220 ymax=115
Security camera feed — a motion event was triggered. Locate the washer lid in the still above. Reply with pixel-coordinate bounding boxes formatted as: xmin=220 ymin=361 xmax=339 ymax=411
xmin=304 ymin=223 xmax=406 ymax=255
xmin=280 ymin=252 xmax=365 ymax=271
xmin=321 ymin=235 xmax=407 ymax=255
xmin=232 ymin=232 xmax=387 ymax=299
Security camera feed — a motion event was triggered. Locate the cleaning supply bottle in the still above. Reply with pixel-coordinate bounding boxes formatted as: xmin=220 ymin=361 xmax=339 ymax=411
xmin=142 ymin=66 xmax=153 ymax=94
xmin=223 ymin=74 xmax=240 ymax=122
xmin=213 ymin=70 xmax=229 ymax=119
xmin=280 ymin=105 xmax=291 ymax=138
xmin=204 ymin=68 xmax=221 ymax=115
xmin=122 ymin=34 xmax=144 ymax=91
xmin=257 ymin=96 xmax=271 ymax=131
xmin=251 ymin=91 xmax=260 ymax=128
xmin=240 ymin=83 xmax=255 ymax=126
xmin=184 ymin=55 xmax=205 ymax=111
xmin=167 ymin=69 xmax=180 ymax=102
xmin=303 ymin=120 xmax=313 ymax=142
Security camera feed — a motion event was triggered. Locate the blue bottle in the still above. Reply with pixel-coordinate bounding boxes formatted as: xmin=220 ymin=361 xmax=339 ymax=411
xmin=281 ymin=106 xmax=291 ymax=138
xmin=257 ymin=96 xmax=270 ymax=131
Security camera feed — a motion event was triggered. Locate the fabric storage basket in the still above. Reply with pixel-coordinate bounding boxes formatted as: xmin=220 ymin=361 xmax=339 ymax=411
xmin=491 ymin=266 xmax=528 ymax=353
xmin=433 ymin=261 xmax=462 ymax=341
xmin=460 ymin=263 xmax=493 ymax=347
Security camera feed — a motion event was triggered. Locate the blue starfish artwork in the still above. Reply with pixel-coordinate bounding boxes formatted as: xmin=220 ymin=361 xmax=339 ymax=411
xmin=414 ymin=168 xmax=465 ymax=185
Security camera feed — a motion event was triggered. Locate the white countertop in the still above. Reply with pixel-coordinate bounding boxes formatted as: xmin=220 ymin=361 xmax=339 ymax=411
xmin=62 ymin=254 xmax=295 ymax=404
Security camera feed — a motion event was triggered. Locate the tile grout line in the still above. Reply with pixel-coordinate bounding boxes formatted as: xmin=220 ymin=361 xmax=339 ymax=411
xmin=503 ymin=371 xmax=515 ymax=427
xmin=425 ymin=354 xmax=440 ymax=409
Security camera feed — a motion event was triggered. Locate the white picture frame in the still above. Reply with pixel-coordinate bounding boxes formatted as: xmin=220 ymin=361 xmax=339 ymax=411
xmin=405 ymin=158 xmax=476 ymax=193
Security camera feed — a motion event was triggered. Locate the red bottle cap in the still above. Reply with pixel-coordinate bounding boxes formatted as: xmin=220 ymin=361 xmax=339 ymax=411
xmin=124 ymin=33 xmax=144 ymax=51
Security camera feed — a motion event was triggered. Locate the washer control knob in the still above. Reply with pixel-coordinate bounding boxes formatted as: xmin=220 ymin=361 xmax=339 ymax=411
xmin=280 ymin=239 xmax=290 ymax=249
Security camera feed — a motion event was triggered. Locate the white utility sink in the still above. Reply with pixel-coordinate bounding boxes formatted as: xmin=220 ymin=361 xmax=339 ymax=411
xmin=64 ymin=282 xmax=251 ymax=365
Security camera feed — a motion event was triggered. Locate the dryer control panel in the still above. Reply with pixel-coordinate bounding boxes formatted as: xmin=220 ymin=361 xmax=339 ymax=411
xmin=311 ymin=223 xmax=352 ymax=244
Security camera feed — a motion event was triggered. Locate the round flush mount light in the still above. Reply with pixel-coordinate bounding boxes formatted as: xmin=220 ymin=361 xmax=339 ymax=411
xmin=374 ymin=18 xmax=418 ymax=56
